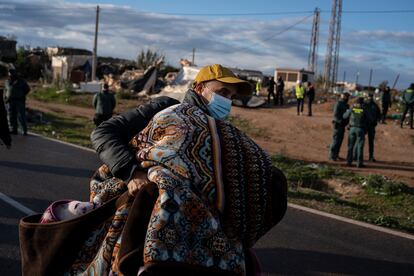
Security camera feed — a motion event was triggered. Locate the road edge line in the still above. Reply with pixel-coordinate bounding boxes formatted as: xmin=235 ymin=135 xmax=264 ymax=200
xmin=0 ymin=192 xmax=36 ymax=216
xmin=288 ymin=203 xmax=414 ymax=241
xmin=28 ymin=132 xmax=95 ymax=153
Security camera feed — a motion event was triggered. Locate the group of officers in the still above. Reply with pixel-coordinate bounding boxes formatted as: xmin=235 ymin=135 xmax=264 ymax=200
xmin=329 ymin=83 xmax=414 ymax=168
xmin=256 ymin=76 xmax=316 ymax=116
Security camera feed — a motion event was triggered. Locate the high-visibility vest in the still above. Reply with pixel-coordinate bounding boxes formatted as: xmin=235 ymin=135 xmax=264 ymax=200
xmin=256 ymin=82 xmax=261 ymax=92
xmin=295 ymin=86 xmax=305 ymax=99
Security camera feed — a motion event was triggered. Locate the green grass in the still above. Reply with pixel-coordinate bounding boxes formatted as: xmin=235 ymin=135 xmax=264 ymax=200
xmin=30 ymin=112 xmax=95 ymax=148
xmin=273 ymin=154 xmax=414 ymax=233
xmin=29 ymin=85 xmax=94 ymax=108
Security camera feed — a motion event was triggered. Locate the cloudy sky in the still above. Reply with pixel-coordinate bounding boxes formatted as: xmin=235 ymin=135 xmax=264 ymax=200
xmin=1 ymin=0 xmax=414 ymax=88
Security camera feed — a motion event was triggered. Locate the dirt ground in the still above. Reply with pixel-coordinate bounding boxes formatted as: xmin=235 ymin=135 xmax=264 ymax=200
xmin=232 ymin=101 xmax=414 ymax=187
xmin=27 ymin=98 xmax=414 ymax=186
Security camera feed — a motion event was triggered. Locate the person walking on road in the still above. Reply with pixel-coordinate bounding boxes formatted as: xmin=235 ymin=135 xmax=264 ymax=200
xmin=381 ymin=86 xmax=391 ymax=123
xmin=400 ymin=83 xmax=414 ymax=129
xmin=364 ymin=93 xmax=381 ymax=162
xmin=306 ymin=81 xmax=315 ymax=116
xmin=267 ymin=76 xmax=276 ymax=105
xmin=275 ymin=76 xmax=284 ymax=105
xmin=93 ymin=83 xmax=116 ymax=127
xmin=344 ymin=97 xmax=368 ymax=168
xmin=329 ymin=92 xmax=350 ymax=161
xmin=0 ymin=88 xmax=11 ymax=149
xmin=4 ymin=69 xmax=30 ymax=135
xmin=295 ymin=80 xmax=305 ymax=115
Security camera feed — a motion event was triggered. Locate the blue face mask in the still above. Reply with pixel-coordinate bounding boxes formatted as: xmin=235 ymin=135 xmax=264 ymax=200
xmin=207 ymin=92 xmax=232 ymax=120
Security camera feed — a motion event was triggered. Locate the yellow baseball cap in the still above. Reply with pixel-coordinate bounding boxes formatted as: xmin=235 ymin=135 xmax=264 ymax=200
xmin=193 ymin=64 xmax=252 ymax=96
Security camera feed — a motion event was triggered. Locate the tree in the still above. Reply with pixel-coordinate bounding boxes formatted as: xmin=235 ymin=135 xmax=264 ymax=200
xmin=15 ymin=46 xmax=30 ymax=78
xmin=136 ymin=49 xmax=160 ymax=70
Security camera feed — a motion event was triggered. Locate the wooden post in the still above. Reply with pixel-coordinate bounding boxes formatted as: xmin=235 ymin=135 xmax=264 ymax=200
xmin=92 ymin=5 xmax=100 ymax=81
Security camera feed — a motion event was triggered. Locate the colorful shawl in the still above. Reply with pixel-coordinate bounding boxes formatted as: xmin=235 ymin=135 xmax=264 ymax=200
xmin=36 ymin=103 xmax=279 ymax=275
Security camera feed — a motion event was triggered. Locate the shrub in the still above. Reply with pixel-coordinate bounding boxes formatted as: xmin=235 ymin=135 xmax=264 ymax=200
xmin=362 ymin=174 xmax=413 ymax=196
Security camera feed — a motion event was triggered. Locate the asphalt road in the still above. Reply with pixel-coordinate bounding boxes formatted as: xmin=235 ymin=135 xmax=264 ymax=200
xmin=0 ymin=134 xmax=413 ymax=275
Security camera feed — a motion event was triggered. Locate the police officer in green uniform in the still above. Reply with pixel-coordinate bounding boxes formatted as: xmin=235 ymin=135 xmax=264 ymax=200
xmin=93 ymin=83 xmax=116 ymax=126
xmin=400 ymin=83 xmax=414 ymax=129
xmin=364 ymin=93 xmax=381 ymax=161
xmin=343 ymin=97 xmax=367 ymax=168
xmin=329 ymin=92 xmax=350 ymax=161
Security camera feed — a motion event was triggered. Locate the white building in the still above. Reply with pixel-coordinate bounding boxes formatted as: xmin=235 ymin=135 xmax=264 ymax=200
xmin=274 ymin=68 xmax=315 ymax=90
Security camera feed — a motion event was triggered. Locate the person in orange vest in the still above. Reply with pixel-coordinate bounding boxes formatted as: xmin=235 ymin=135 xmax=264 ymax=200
xmin=295 ymin=80 xmax=305 ymax=115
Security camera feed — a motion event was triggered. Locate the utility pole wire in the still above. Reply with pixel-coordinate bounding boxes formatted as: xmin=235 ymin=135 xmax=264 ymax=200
xmin=233 ymin=14 xmax=313 ymax=53
xmin=2 ymin=5 xmax=414 ymax=15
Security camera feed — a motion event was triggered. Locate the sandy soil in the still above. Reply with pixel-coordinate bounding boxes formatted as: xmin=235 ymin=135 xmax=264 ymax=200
xmin=232 ymin=101 xmax=414 ymax=186
xmin=27 ymin=98 xmax=414 ymax=186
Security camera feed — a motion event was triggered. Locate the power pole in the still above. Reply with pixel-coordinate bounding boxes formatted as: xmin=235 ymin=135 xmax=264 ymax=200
xmin=92 ymin=5 xmax=100 ymax=82
xmin=392 ymin=74 xmax=400 ymax=89
xmin=343 ymin=70 xmax=346 ymax=82
xmin=368 ymin=68 xmax=373 ymax=87
xmin=192 ymin=48 xmax=196 ymax=66
xmin=324 ymin=0 xmax=342 ymax=91
xmin=308 ymin=8 xmax=320 ymax=74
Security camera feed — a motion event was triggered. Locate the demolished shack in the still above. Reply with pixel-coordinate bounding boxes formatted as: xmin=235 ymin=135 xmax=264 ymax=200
xmin=120 ymin=57 xmax=164 ymax=95
xmin=0 ymin=36 xmax=17 ymax=63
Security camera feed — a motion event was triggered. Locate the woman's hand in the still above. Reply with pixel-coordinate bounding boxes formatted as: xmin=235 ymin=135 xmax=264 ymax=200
xmin=127 ymin=169 xmax=151 ymax=197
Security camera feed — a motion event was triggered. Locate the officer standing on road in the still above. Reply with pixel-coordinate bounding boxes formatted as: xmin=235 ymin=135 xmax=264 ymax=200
xmin=329 ymin=92 xmax=350 ymax=161
xmin=364 ymin=93 xmax=381 ymax=162
xmin=343 ymin=97 xmax=368 ymax=168
xmin=306 ymin=81 xmax=315 ymax=116
xmin=400 ymin=83 xmax=414 ymax=129
xmin=295 ymin=80 xmax=305 ymax=115
xmin=93 ymin=83 xmax=116 ymax=127
xmin=267 ymin=76 xmax=276 ymax=105
xmin=4 ymin=69 xmax=30 ymax=135
xmin=275 ymin=76 xmax=284 ymax=105
xmin=381 ymin=86 xmax=391 ymax=123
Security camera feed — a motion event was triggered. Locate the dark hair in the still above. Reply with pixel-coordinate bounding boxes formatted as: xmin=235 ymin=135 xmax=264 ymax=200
xmin=103 ymin=83 xmax=109 ymax=90
xmin=410 ymin=83 xmax=414 ymax=89
xmin=357 ymin=97 xmax=364 ymax=104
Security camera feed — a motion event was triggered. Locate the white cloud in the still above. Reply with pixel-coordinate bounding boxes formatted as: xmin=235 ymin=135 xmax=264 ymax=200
xmin=0 ymin=1 xmax=413 ymax=88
